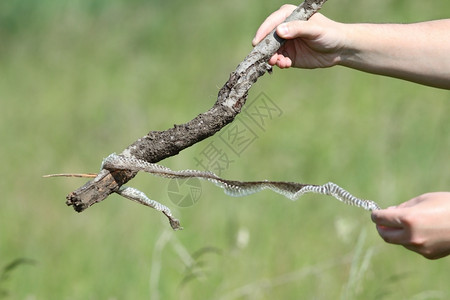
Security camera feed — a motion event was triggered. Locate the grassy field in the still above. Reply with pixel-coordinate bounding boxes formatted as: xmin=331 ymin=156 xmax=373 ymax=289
xmin=1 ymin=0 xmax=449 ymax=299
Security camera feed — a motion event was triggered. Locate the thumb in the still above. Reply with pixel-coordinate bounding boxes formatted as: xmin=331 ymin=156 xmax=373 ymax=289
xmin=371 ymin=207 xmax=404 ymax=228
xmin=276 ymin=20 xmax=318 ymax=40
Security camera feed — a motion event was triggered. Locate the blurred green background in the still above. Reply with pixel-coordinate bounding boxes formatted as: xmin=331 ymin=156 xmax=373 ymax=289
xmin=1 ymin=0 xmax=449 ymax=299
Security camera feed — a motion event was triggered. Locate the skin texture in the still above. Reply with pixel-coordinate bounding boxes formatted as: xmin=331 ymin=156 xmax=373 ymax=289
xmin=371 ymin=193 xmax=450 ymax=259
xmin=253 ymin=4 xmax=450 ymax=259
xmin=253 ymin=5 xmax=450 ymax=89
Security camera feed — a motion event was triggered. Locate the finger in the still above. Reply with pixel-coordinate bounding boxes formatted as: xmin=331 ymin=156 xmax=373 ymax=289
xmin=409 ymin=247 xmax=449 ymax=260
xmin=371 ymin=208 xmax=404 ymax=228
xmin=276 ymin=53 xmax=293 ymax=69
xmin=402 ymin=244 xmax=435 ymax=259
xmin=269 ymin=45 xmax=293 ymax=68
xmin=252 ymin=4 xmax=297 ymax=46
xmin=268 ymin=54 xmax=278 ymax=65
xmin=375 ymin=225 xmax=407 ymax=244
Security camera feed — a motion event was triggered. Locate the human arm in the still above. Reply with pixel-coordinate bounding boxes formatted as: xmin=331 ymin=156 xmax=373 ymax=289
xmin=371 ymin=192 xmax=450 ymax=259
xmin=252 ymin=5 xmax=450 ymax=89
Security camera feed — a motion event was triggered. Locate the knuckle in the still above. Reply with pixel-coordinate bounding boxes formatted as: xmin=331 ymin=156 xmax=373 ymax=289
xmin=381 ymin=235 xmax=395 ymax=244
xmin=409 ymin=236 xmax=426 ymax=247
xmin=399 ymin=214 xmax=414 ymax=227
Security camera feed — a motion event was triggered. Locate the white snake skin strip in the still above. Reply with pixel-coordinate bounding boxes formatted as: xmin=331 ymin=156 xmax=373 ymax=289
xmin=103 ymin=153 xmax=380 ymax=230
xmin=116 ymin=186 xmax=182 ymax=230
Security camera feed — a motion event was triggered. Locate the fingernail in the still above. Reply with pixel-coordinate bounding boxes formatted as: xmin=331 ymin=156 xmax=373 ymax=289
xmin=277 ymin=23 xmax=289 ymax=36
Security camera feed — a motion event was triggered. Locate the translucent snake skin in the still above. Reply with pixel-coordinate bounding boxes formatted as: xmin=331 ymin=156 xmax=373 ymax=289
xmin=102 ymin=153 xmax=380 ymax=230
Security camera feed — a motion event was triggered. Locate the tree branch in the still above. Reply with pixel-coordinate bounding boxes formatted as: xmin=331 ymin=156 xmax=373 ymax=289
xmin=66 ymin=0 xmax=328 ymax=212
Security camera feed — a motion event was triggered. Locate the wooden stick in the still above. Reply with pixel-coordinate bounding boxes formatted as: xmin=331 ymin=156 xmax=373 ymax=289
xmin=66 ymin=0 xmax=328 ymax=212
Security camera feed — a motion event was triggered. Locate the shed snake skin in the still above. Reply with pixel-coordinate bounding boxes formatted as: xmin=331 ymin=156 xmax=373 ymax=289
xmin=101 ymin=153 xmax=380 ymax=230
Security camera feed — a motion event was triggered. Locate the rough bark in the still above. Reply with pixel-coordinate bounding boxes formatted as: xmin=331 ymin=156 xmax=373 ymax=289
xmin=66 ymin=0 xmax=328 ymax=212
